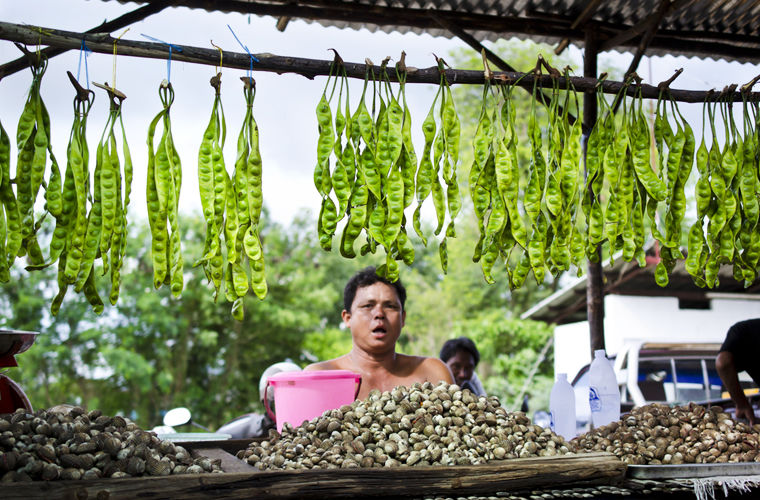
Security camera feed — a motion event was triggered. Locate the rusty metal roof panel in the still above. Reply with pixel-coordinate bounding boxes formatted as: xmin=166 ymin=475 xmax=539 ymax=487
xmin=106 ymin=1 xmax=760 ymax=63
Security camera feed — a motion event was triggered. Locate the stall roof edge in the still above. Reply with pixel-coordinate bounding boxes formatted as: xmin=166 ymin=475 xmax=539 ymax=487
xmin=521 ymin=251 xmax=760 ymax=326
xmin=104 ymin=0 xmax=760 ymax=64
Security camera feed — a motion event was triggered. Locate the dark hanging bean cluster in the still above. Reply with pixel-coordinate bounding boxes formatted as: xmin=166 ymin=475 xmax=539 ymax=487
xmin=314 ymin=55 xmax=460 ymax=280
xmin=585 ymin=81 xmax=760 ymax=288
xmin=195 ymin=75 xmax=268 ymax=320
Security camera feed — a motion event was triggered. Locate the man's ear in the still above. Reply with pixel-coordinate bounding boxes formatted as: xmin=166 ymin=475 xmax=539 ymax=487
xmin=401 ymin=309 xmax=406 ymax=327
xmin=341 ymin=309 xmax=351 ymax=325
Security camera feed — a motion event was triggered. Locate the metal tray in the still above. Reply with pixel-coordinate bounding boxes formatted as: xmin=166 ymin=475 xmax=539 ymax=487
xmin=628 ymin=462 xmax=760 ymax=479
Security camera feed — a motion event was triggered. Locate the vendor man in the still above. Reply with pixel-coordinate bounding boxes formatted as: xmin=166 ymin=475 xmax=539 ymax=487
xmin=716 ymin=318 xmax=760 ymax=425
xmin=305 ymin=267 xmax=454 ymax=399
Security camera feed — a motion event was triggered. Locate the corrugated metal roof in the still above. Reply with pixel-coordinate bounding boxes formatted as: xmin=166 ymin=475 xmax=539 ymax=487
xmin=111 ymin=0 xmax=760 ymax=62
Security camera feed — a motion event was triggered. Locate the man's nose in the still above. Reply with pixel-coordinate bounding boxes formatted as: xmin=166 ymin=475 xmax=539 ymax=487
xmin=372 ymin=305 xmax=385 ymax=318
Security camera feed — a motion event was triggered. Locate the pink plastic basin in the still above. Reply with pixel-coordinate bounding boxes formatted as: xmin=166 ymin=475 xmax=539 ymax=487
xmin=265 ymin=370 xmax=362 ymax=432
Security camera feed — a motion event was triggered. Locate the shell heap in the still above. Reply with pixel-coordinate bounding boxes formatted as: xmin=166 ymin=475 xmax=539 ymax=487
xmin=573 ymin=402 xmax=760 ymax=465
xmin=239 ymin=381 xmax=576 ymax=470
xmin=0 ymin=407 xmax=223 ymax=482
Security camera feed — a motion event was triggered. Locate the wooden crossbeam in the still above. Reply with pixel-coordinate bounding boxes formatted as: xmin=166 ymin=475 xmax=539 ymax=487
xmin=2 ymin=20 xmax=759 ymax=103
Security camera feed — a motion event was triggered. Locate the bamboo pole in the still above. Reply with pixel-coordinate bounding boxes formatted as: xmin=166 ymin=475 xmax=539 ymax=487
xmin=1 ymin=21 xmax=759 ymax=102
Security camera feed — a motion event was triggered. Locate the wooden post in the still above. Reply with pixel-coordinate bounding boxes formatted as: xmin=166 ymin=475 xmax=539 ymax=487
xmin=584 ymin=30 xmax=605 ymax=354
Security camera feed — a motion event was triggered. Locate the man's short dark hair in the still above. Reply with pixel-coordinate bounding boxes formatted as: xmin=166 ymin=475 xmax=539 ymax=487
xmin=440 ymin=337 xmax=480 ymax=366
xmin=343 ymin=266 xmax=407 ymax=312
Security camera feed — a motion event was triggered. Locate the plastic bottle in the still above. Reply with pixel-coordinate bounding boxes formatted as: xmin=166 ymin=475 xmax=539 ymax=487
xmin=588 ymin=349 xmax=621 ymax=428
xmin=549 ymin=373 xmax=576 ymax=440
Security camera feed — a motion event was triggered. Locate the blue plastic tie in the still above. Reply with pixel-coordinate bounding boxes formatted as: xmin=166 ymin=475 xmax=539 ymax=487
xmin=141 ymin=34 xmax=183 ymax=83
xmin=227 ymin=24 xmax=259 ymax=78
xmin=77 ymin=39 xmax=92 ymax=89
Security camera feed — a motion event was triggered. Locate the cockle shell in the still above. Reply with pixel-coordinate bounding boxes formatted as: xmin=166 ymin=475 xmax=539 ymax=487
xmin=0 ymin=407 xmax=223 ymax=481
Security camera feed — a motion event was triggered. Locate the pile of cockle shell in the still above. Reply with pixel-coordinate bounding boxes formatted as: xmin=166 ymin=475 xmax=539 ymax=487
xmin=0 ymin=406 xmax=223 ymax=482
xmin=239 ymin=382 xmax=576 ymax=470
xmin=573 ymin=402 xmax=760 ymax=465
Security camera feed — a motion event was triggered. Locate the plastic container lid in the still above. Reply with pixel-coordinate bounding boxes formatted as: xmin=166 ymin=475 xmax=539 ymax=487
xmin=268 ymin=369 xmax=360 ymax=383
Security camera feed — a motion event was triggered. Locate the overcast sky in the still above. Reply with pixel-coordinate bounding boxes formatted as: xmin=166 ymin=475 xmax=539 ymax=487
xmin=2 ymin=1 xmax=759 ymax=228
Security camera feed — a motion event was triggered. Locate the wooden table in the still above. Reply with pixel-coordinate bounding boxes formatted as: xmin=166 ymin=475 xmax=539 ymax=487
xmin=2 ymin=450 xmax=625 ymax=500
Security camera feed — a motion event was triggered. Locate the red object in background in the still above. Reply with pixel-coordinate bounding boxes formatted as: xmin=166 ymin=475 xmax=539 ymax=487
xmin=0 ymin=374 xmax=32 ymax=413
xmin=0 ymin=329 xmax=38 ymax=413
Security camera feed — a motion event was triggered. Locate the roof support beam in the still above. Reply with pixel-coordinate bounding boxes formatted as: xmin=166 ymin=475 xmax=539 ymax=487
xmin=599 ymin=0 xmax=691 ymax=52
xmin=612 ymin=0 xmax=674 ymax=112
xmin=555 ymin=0 xmax=605 ymax=55
xmin=583 ymin=29 xmax=605 ymax=354
xmin=428 ymin=12 xmax=579 ymax=129
xmin=0 ymin=0 xmax=175 ymax=80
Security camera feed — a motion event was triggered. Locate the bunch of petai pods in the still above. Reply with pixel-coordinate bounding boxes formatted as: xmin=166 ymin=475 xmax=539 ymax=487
xmin=10 ymin=55 xmax=62 ymax=271
xmin=313 ymin=54 xmax=460 ymax=281
xmin=573 ymin=402 xmax=760 ymax=465
xmin=1 ymin=54 xmax=133 ymax=316
xmin=4 ymin=56 xmax=760 ymax=312
xmin=146 ymin=80 xmax=183 ymax=298
xmin=684 ymin=93 xmax=760 ymax=288
xmin=195 ymin=74 xmax=267 ymax=320
xmin=239 ymin=381 xmax=575 ymax=470
xmin=0 ymin=406 xmax=222 ymax=482
xmin=467 ymin=62 xmax=760 ymax=290
xmin=50 ymin=77 xmax=133 ymax=315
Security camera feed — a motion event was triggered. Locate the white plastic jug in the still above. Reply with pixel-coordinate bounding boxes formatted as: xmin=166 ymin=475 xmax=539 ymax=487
xmin=588 ymin=349 xmax=620 ymax=428
xmin=550 ymin=373 xmax=576 ymax=440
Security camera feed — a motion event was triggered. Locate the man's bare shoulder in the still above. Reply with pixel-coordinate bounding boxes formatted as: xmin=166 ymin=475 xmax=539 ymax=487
xmin=397 ymin=354 xmax=454 ymax=384
xmin=304 ymin=356 xmax=350 ymax=371
xmin=420 ymin=356 xmax=455 ymax=384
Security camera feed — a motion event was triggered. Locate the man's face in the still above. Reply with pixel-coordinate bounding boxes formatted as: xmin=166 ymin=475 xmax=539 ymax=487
xmin=446 ymin=349 xmax=475 ymax=386
xmin=343 ymin=282 xmax=405 ymax=355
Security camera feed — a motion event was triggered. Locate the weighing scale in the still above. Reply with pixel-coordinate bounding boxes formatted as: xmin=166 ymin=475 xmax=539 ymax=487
xmin=0 ymin=329 xmax=37 ymax=413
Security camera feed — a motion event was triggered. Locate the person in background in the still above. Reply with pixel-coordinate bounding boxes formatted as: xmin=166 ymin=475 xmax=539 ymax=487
xmin=439 ymin=337 xmax=486 ymax=396
xmin=716 ymin=318 xmax=760 ymax=425
xmin=305 ymin=267 xmax=454 ymax=399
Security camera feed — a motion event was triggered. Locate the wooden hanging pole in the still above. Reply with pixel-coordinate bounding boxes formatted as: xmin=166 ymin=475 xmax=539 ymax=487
xmin=0 ymin=20 xmax=759 ymax=103
xmin=0 ymin=1 xmax=174 ymax=80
